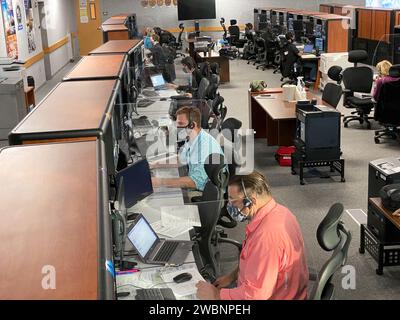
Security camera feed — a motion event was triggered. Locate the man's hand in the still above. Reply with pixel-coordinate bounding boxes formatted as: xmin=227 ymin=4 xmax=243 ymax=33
xmin=151 ymin=177 xmax=162 ymax=187
xmin=166 ymin=83 xmax=178 ymax=89
xmin=196 ymin=281 xmax=221 ymax=300
xmin=213 ymin=274 xmax=234 ymax=289
xmin=184 ymin=92 xmax=193 ymax=98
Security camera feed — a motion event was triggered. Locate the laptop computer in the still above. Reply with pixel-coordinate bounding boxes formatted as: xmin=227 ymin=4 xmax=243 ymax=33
xmin=303 ymin=44 xmax=314 ymax=54
xmin=150 ymin=74 xmax=168 ymax=90
xmin=127 ymin=214 xmax=193 ymax=265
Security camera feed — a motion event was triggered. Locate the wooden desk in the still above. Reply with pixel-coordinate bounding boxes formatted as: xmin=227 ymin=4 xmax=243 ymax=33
xmin=63 ymin=54 xmax=127 ymax=81
xmin=0 ymin=141 xmax=114 ymax=299
xmin=370 ymin=198 xmax=400 ymax=231
xmin=249 ymin=88 xmax=330 ymax=146
xmin=89 ymin=39 xmax=142 ymax=55
xmin=24 ymin=86 xmax=35 ymax=110
xmin=9 ymin=80 xmax=120 ymax=146
xmin=200 ymin=51 xmax=230 ymax=83
xmin=101 ymin=24 xmax=130 ymax=42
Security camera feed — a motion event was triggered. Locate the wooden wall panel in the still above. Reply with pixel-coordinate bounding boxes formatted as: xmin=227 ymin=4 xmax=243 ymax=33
xmin=357 ymin=9 xmax=372 ymax=39
xmin=327 ymin=20 xmax=349 ymax=53
xmin=108 ymin=31 xmax=130 ymax=41
xmin=372 ymin=10 xmax=391 ymax=42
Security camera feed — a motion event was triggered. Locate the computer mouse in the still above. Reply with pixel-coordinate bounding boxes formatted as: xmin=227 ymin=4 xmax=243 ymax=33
xmin=139 ymin=115 xmax=148 ymax=120
xmin=160 ymin=97 xmax=168 ymax=101
xmin=173 ymin=272 xmax=192 ymax=284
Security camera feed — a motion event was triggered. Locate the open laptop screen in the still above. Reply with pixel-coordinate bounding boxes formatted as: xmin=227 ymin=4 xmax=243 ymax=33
xmin=150 ymin=74 xmax=166 ymax=89
xmin=127 ymin=215 xmax=158 ymax=258
xmin=304 ymin=44 xmax=313 ymax=54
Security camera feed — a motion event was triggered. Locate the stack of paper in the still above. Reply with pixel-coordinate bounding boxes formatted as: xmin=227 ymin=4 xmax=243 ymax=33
xmin=151 ymin=205 xmax=201 ymax=238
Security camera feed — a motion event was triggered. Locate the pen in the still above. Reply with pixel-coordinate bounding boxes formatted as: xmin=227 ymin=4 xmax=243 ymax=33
xmin=117 ymin=269 xmax=140 ymax=275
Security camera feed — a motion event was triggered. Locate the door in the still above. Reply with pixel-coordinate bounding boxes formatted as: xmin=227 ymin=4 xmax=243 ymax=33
xmin=38 ymin=1 xmax=51 ymax=80
xmin=74 ymin=0 xmax=103 ymax=56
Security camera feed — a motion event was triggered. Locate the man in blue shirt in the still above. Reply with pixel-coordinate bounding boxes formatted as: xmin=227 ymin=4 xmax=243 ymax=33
xmin=151 ymin=107 xmax=223 ymax=191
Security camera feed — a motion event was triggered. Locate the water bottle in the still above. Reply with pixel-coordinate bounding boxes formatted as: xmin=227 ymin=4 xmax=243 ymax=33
xmin=296 ymin=76 xmax=307 ymax=100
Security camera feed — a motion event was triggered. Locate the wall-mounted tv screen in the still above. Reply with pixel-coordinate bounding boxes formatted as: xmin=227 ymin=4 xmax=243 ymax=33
xmin=366 ymin=0 xmax=400 ymax=8
xmin=178 ymin=0 xmax=216 ymax=20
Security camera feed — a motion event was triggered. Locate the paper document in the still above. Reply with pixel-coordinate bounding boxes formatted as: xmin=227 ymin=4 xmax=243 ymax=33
xmin=160 ymin=267 xmax=205 ymax=297
xmin=150 ymin=205 xmax=201 ymax=238
xmin=151 ymin=220 xmax=193 ymax=238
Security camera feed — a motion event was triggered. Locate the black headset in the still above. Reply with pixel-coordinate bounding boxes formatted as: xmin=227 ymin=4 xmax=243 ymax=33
xmin=241 ymin=179 xmax=253 ymax=208
xmin=241 ymin=177 xmax=269 ymax=208
xmin=187 ymin=108 xmax=195 ymax=129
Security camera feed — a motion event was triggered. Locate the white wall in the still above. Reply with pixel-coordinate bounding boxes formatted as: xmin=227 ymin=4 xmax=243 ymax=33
xmin=0 ymin=6 xmax=6 ymax=57
xmin=100 ymin=0 xmax=366 ymax=30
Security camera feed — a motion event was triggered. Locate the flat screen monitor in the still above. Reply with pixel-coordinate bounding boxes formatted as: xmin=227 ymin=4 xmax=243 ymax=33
xmin=116 ymin=159 xmax=153 ymax=208
xmin=315 ymin=38 xmax=324 ymax=52
xmin=293 ymin=20 xmax=304 ymax=32
xmin=177 ymin=0 xmax=216 ymax=20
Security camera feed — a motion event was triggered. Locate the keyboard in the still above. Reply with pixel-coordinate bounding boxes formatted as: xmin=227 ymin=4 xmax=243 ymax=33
xmin=136 ymin=288 xmax=176 ymax=300
xmin=153 ymin=241 xmax=179 ymax=262
xmin=142 ymin=90 xmax=159 ymax=97
xmin=137 ymin=99 xmax=155 ymax=108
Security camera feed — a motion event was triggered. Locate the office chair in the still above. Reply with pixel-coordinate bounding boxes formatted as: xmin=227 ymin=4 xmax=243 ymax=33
xmin=253 ymin=35 xmax=267 ymax=66
xmin=309 ymin=203 xmax=352 ymax=300
xmin=228 ymin=19 xmax=247 ymax=49
xmin=192 ymin=153 xmax=229 ymax=276
xmin=342 ymin=50 xmax=375 ymax=129
xmin=256 ymin=35 xmax=278 ymax=71
xmin=243 ymin=27 xmax=257 ymax=61
xmin=218 ymin=118 xmax=244 ymax=230
xmin=173 ymin=23 xmax=185 ymax=58
xmin=197 ymin=77 xmax=210 ymax=100
xmin=322 ymin=66 xmax=343 ymax=108
xmin=220 ymin=18 xmax=228 ymax=41
xmin=374 ymin=65 xmax=400 ymax=144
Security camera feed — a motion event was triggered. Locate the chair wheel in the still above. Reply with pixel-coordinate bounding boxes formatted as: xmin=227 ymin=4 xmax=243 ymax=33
xmin=359 ymin=248 xmax=365 ymax=254
xmin=344 ymin=122 xmax=348 ymax=128
xmin=367 ymin=123 xmax=371 ymax=129
xmin=375 ymin=138 xmax=380 ymax=144
xmin=376 ymin=269 xmax=383 ymax=276
xmin=291 ymin=170 xmax=296 ymax=175
xmin=341 ymin=178 xmax=346 ymax=183
xmin=300 ymin=181 xmax=305 ymax=185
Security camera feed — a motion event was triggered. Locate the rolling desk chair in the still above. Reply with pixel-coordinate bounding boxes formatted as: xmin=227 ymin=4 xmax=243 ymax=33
xmin=197 ymin=77 xmax=210 ymax=100
xmin=322 ymin=66 xmax=343 ymax=109
xmin=374 ymin=65 xmax=400 ymax=144
xmin=171 ymin=23 xmax=185 ymax=58
xmin=228 ymin=20 xmax=247 ymax=49
xmin=192 ymin=153 xmax=229 ymax=277
xmin=217 ymin=118 xmax=244 ymax=242
xmin=309 ymin=203 xmax=352 ymax=300
xmin=253 ymin=36 xmax=267 ymax=67
xmin=342 ymin=50 xmax=375 ymax=129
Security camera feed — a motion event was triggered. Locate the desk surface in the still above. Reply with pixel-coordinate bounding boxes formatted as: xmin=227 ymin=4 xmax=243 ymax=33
xmin=370 ymin=198 xmax=400 ymax=231
xmin=63 ymin=54 xmax=126 ymax=81
xmin=101 ymin=24 xmax=128 ymax=32
xmin=103 ymin=17 xmax=127 ymax=25
xmin=252 ymin=90 xmax=330 ymax=120
xmin=89 ymin=39 xmax=142 ymax=55
xmin=0 ymin=141 xmax=109 ymax=299
xmin=11 ymin=80 xmax=118 ymax=135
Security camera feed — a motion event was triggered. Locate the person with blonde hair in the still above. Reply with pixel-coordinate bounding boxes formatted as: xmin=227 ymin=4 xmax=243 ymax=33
xmin=373 ymin=60 xmax=398 ymax=101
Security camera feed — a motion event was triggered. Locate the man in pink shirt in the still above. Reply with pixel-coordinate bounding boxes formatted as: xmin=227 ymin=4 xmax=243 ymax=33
xmin=196 ymin=171 xmax=309 ymax=300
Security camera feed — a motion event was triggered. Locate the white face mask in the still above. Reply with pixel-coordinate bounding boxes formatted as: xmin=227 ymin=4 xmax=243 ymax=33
xmin=176 ymin=126 xmax=191 ymax=142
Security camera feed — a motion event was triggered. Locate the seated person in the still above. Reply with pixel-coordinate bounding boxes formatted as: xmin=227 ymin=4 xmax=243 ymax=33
xmin=143 ymin=27 xmax=155 ymax=49
xmin=373 ymin=60 xmax=398 ymax=101
xmin=149 ymin=34 xmax=173 ymax=82
xmin=196 ymin=171 xmax=309 ymax=300
xmin=167 ymin=57 xmax=203 ymax=98
xmin=151 ymin=107 xmax=223 ymax=191
xmin=284 ymin=32 xmax=317 ymax=82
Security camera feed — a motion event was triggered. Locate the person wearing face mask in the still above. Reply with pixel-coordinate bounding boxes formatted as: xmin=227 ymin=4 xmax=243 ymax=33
xmin=167 ymin=57 xmax=203 ymax=98
xmin=196 ymin=171 xmax=309 ymax=300
xmin=151 ymin=107 xmax=223 ymax=191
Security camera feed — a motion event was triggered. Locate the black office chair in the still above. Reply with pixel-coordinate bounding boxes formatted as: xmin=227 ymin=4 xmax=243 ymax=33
xmin=253 ymin=36 xmax=267 ymax=67
xmin=193 ymin=153 xmax=229 ymax=276
xmin=218 ymin=118 xmax=244 ymax=234
xmin=342 ymin=50 xmax=375 ymax=129
xmin=220 ymin=18 xmax=228 ymax=41
xmin=197 ymin=77 xmax=210 ymax=100
xmin=309 ymin=203 xmax=352 ymax=300
xmin=322 ymin=66 xmax=343 ymax=109
xmin=280 ymin=53 xmax=302 ymax=87
xmin=173 ymin=23 xmax=185 ymax=57
xmin=374 ymin=65 xmax=400 ymax=144
xmin=228 ymin=19 xmax=247 ymax=49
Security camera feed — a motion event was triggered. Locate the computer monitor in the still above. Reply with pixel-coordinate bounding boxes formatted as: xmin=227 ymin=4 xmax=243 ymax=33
xmin=112 ymin=177 xmax=127 ymax=263
xmin=315 ymin=38 xmax=324 ymax=52
xmin=305 ymin=21 xmax=314 ymax=35
xmin=304 ymin=44 xmax=314 ymax=54
xmin=116 ymin=159 xmax=154 ymax=208
xmin=150 ymin=74 xmax=166 ymax=90
xmin=293 ymin=20 xmax=304 ymax=32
